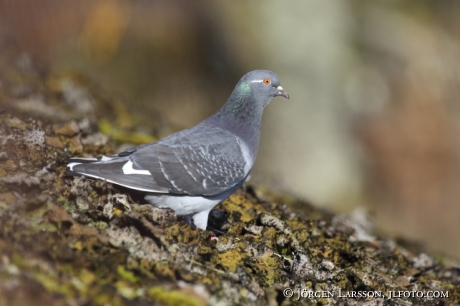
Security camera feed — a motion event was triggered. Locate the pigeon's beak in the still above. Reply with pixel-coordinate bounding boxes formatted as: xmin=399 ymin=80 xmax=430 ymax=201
xmin=276 ymin=86 xmax=289 ymax=99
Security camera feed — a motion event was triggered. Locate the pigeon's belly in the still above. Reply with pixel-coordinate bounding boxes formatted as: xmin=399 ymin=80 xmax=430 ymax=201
xmin=144 ymin=182 xmax=241 ymax=216
xmin=145 ymin=194 xmax=222 ymax=216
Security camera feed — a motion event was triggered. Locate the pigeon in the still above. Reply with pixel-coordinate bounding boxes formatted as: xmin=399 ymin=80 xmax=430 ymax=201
xmin=66 ymin=70 xmax=289 ymax=230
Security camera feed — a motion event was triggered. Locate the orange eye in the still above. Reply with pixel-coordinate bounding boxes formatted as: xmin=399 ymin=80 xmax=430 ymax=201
xmin=263 ymin=78 xmax=271 ymax=85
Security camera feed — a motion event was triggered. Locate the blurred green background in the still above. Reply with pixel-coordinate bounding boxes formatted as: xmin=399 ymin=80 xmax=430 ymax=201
xmin=2 ymin=0 xmax=460 ymax=258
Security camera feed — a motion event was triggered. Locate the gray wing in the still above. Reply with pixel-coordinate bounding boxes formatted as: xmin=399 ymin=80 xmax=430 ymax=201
xmin=131 ymin=123 xmax=250 ymax=196
xmin=67 ymin=123 xmax=251 ymax=196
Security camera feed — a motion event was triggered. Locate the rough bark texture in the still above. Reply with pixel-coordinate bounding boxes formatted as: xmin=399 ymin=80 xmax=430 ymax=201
xmin=0 ymin=44 xmax=459 ymax=306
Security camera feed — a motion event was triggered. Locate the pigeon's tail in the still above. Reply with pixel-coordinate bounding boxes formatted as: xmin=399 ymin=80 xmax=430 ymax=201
xmin=65 ymin=156 xmax=170 ymax=193
xmin=65 ymin=156 xmax=116 ymax=176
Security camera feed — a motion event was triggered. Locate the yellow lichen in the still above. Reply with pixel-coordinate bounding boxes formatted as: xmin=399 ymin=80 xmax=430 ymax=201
xmin=213 ymin=248 xmax=243 ymax=273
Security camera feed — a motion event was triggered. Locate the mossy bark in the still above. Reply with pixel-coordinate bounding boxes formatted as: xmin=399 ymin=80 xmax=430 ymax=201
xmin=0 ymin=45 xmax=459 ymax=306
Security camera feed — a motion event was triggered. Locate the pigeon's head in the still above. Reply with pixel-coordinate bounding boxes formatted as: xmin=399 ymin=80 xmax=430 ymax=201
xmin=214 ymin=70 xmax=289 ymax=124
xmin=243 ymin=70 xmax=289 ymax=106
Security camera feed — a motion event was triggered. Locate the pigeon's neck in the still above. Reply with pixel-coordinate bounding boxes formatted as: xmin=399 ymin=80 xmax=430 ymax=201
xmin=209 ymin=83 xmax=265 ymax=155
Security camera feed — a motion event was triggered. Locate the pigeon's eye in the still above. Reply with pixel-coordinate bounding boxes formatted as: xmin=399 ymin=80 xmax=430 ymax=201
xmin=263 ymin=78 xmax=271 ymax=85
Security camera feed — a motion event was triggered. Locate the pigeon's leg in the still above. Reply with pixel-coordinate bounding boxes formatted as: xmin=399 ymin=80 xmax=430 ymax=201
xmin=192 ymin=209 xmax=212 ymax=230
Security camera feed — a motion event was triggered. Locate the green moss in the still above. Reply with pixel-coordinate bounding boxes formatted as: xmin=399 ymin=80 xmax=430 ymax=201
xmin=57 ymin=196 xmax=73 ymax=210
xmin=31 ymin=222 xmax=58 ymax=233
xmin=99 ymin=118 xmax=157 ymax=145
xmin=90 ymin=190 xmax=99 ymax=199
xmin=152 ymin=263 xmax=176 ymax=281
xmin=90 ymin=220 xmax=108 ymax=230
xmin=115 ymin=279 xmax=140 ymax=299
xmin=93 ymin=292 xmax=124 ymax=306
xmin=147 ymin=286 xmax=201 ymax=306
xmin=117 ymin=265 xmax=140 ymax=284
